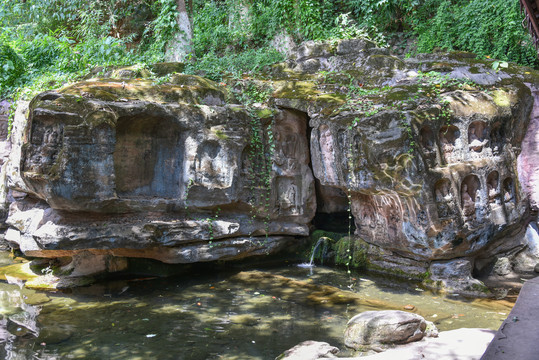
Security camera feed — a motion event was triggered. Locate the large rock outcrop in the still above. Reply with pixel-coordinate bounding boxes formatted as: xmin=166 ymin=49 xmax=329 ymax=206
xmin=2 ymin=74 xmax=315 ymax=266
xmin=2 ymin=39 xmax=539 ymax=289
xmin=271 ymin=40 xmax=536 ymax=288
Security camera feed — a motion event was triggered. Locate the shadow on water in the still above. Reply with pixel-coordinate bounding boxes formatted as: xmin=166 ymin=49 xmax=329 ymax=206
xmin=0 ymin=257 xmax=514 ymax=360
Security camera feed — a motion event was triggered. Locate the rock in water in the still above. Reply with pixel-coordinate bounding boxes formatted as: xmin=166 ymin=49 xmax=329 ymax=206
xmin=344 ymin=310 xmax=433 ymax=350
xmin=276 ymin=340 xmax=339 ymax=360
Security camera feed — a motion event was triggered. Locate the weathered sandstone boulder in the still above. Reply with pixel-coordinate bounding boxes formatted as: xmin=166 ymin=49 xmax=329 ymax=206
xmin=271 ymin=40 xmax=539 ymax=291
xmin=2 ymin=74 xmax=315 ymax=267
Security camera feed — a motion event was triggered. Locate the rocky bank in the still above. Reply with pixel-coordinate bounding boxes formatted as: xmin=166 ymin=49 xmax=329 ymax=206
xmin=2 ymin=39 xmax=539 ymax=292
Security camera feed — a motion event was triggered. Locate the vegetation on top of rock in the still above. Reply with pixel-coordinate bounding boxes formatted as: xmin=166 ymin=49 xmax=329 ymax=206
xmin=0 ymin=0 xmax=537 ymax=104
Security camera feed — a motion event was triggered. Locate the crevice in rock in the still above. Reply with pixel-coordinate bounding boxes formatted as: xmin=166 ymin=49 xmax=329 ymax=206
xmin=294 ymin=108 xmax=355 ymax=234
xmin=313 ymin=210 xmax=355 ymax=233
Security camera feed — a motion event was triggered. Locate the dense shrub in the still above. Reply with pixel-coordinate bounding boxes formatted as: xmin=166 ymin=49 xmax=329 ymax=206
xmin=415 ymin=0 xmax=538 ymax=67
xmin=0 ymin=43 xmax=25 ymax=93
xmin=185 ymin=48 xmax=285 ymax=82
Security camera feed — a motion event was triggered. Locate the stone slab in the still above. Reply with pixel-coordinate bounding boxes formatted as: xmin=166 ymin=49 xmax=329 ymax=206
xmin=341 ymin=328 xmax=495 ymax=360
xmin=481 ymin=276 xmax=539 ymax=359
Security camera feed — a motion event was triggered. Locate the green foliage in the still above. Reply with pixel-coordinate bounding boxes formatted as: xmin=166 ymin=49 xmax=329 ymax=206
xmin=415 ymin=0 xmax=538 ymax=67
xmin=329 ymin=13 xmax=372 ymax=41
xmin=0 ymin=0 xmax=538 ymax=102
xmin=143 ymin=0 xmax=180 ymax=62
xmin=0 ymin=0 xmax=145 ymax=99
xmin=0 ymin=43 xmax=25 ymax=90
xmin=347 ymin=0 xmax=422 ymax=30
xmin=19 ymin=32 xmax=75 ymax=70
xmin=236 ymin=81 xmax=273 ymax=105
xmin=192 ymin=0 xmax=381 ymax=57
xmin=184 ymin=48 xmax=284 ymax=82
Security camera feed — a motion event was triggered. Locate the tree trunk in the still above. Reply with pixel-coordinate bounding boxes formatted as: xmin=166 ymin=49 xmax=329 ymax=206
xmin=165 ymin=0 xmax=193 ymax=62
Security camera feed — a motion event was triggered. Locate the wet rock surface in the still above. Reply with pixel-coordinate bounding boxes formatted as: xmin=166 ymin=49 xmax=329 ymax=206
xmin=428 ymin=259 xmax=489 ymax=296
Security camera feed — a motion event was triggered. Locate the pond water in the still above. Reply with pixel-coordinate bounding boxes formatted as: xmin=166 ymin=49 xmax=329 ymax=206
xmin=0 ymin=255 xmax=511 ymax=360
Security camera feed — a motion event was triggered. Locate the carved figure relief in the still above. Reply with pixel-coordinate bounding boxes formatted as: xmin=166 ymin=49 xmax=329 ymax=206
xmin=342 ymin=132 xmax=366 ymax=182
xmin=487 ymin=171 xmax=499 ymax=204
xmin=503 ymin=177 xmax=514 ymax=203
xmin=461 ymin=184 xmax=475 ymax=217
xmin=420 ymin=125 xmax=437 ymax=168
xmin=384 ymin=196 xmax=402 ymax=238
xmin=24 ymin=122 xmax=63 ymax=174
xmin=338 ymin=129 xmax=350 ymax=173
xmin=434 ymin=179 xmax=455 ymax=218
xmin=489 ymin=124 xmax=503 ymax=155
xmin=468 ymin=121 xmax=488 ymax=152
xmin=439 ymin=125 xmax=459 ymax=157
xmin=277 ymin=177 xmax=301 ymax=215
xmin=360 ymin=203 xmax=378 ymax=230
xmin=193 ymin=140 xmax=235 ymax=190
xmin=461 ymin=175 xmax=480 ymax=219
xmin=318 ymin=125 xmax=339 ymax=184
xmin=275 ymin=129 xmax=301 ymax=173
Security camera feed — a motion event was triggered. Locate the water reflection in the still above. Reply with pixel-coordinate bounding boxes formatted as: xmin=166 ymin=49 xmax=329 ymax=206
xmin=0 ymin=285 xmax=42 ymax=359
xmin=0 ymin=261 xmax=512 ymax=360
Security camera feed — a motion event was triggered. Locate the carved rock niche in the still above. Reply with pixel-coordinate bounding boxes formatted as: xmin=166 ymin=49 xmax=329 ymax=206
xmin=503 ymin=177 xmax=515 ymax=203
xmin=487 ymin=171 xmax=499 ymax=203
xmin=434 ymin=178 xmax=455 ymax=219
xmin=23 ymin=118 xmax=64 ymax=175
xmin=420 ymin=125 xmax=435 ymax=151
xmin=468 ymin=121 xmax=488 ymax=152
xmin=114 ymin=114 xmax=182 ymax=198
xmin=490 ymin=123 xmax=503 ymax=155
xmin=439 ymin=125 xmax=459 ymax=154
xmin=461 ymin=174 xmax=480 ymax=218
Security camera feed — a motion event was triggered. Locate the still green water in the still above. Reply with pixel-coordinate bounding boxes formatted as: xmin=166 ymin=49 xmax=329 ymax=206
xmin=0 ymin=258 xmax=511 ymax=359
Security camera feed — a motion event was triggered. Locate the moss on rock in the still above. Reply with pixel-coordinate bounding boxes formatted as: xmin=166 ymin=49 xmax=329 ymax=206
xmin=333 ymin=236 xmax=368 ymax=269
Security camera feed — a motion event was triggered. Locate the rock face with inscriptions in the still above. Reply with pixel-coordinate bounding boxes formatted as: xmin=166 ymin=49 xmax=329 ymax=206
xmin=3 ymin=74 xmax=315 ymax=267
xmin=2 ymin=39 xmax=539 ymax=290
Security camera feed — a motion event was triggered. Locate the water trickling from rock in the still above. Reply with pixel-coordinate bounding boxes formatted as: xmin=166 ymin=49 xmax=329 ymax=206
xmin=298 ymin=237 xmax=326 ymax=268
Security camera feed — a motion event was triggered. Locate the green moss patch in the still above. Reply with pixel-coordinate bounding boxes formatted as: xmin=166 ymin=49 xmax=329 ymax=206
xmin=333 ymin=236 xmax=368 ymax=269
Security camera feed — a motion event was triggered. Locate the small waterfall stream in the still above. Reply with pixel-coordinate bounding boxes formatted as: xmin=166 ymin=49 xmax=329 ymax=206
xmin=297 ymin=237 xmax=326 ymax=268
